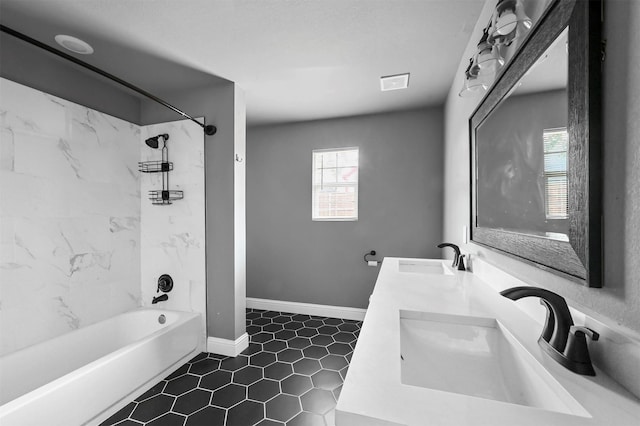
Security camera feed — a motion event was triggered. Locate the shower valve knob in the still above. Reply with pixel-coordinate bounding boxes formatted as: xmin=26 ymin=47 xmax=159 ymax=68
xmin=157 ymin=274 xmax=174 ymax=293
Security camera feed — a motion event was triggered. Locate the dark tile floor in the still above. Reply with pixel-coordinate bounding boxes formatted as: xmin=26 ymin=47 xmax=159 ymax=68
xmin=100 ymin=309 xmax=362 ymax=426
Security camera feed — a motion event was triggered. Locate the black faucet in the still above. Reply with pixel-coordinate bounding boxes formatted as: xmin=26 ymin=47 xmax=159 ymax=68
xmin=152 ymin=294 xmax=168 ymax=304
xmin=437 ymin=243 xmax=461 ymax=268
xmin=500 ymin=286 xmax=599 ymax=375
xmin=152 ymin=274 xmax=173 ymax=304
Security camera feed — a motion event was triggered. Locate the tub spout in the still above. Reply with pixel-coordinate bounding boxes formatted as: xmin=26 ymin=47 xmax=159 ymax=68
xmin=152 ymin=294 xmax=168 ymax=304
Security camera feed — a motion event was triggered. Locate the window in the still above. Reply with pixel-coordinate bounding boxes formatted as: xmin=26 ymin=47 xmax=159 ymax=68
xmin=312 ymin=147 xmax=358 ymax=220
xmin=543 ymin=128 xmax=568 ymax=219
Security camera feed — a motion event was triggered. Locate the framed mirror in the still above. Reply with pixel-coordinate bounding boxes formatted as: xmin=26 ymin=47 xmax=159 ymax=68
xmin=470 ymin=0 xmax=602 ymax=287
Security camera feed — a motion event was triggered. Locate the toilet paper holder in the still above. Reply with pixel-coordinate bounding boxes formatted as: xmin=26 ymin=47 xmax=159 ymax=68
xmin=364 ymin=250 xmax=380 ymax=266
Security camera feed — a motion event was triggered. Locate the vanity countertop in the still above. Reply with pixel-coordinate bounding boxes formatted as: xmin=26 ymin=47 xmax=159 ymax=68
xmin=335 ymin=257 xmax=640 ymax=426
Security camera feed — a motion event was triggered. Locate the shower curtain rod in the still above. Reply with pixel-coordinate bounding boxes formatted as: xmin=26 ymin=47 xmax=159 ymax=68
xmin=0 ymin=25 xmax=217 ymax=136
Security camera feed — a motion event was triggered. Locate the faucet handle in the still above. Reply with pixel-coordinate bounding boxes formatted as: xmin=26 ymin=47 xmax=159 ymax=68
xmin=563 ymin=326 xmax=599 ymax=376
xmin=569 ymin=325 xmax=599 ymax=341
xmin=157 ymin=274 xmax=174 ymax=293
xmin=457 ymin=255 xmax=466 ymax=271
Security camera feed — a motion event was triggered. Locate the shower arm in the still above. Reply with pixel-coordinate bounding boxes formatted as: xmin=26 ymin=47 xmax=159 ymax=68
xmin=0 ymin=24 xmax=217 ymax=136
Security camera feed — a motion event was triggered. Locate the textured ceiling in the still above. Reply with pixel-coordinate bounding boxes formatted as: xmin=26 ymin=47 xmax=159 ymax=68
xmin=0 ymin=0 xmax=485 ymax=126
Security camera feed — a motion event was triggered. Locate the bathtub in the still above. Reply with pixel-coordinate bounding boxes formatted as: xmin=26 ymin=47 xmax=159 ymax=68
xmin=0 ymin=308 xmax=201 ymax=426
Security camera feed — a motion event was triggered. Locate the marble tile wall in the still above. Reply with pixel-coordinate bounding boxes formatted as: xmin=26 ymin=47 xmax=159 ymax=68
xmin=0 ymin=78 xmax=142 ymax=356
xmin=140 ymin=119 xmax=206 ymax=345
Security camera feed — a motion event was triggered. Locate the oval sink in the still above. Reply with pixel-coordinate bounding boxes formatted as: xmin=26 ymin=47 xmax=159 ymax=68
xmin=399 ymin=310 xmax=589 ymax=417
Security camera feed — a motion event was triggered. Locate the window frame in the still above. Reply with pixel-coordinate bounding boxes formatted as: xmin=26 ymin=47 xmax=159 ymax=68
xmin=311 ymin=147 xmax=359 ymax=221
xmin=543 ymin=127 xmax=569 ymax=220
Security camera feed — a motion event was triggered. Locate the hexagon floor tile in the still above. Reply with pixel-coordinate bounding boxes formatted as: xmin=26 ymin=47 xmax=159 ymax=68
xmin=100 ymin=309 xmax=362 ymax=426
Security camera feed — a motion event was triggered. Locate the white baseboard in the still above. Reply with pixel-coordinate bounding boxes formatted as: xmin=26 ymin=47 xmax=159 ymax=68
xmin=207 ymin=333 xmax=249 ymax=357
xmin=246 ymin=297 xmax=366 ymax=321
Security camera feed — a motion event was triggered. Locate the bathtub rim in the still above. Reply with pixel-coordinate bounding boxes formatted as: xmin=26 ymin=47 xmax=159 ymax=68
xmin=0 ymin=308 xmax=202 ymax=420
xmin=87 ymin=346 xmax=201 ymax=425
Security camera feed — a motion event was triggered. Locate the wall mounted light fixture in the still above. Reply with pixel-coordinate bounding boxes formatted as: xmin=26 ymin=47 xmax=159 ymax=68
xmin=491 ymin=0 xmax=532 ymax=39
xmin=458 ymin=57 xmax=488 ymax=98
xmin=476 ymin=28 xmax=505 ymax=76
xmin=458 ymin=0 xmax=532 ymax=98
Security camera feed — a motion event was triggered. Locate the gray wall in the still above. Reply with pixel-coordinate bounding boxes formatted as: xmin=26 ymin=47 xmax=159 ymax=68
xmin=0 ymin=32 xmax=141 ymax=123
xmin=141 ymin=83 xmax=246 ymax=342
xmin=444 ymin=0 xmax=640 ymax=332
xmin=247 ymin=108 xmax=444 ymax=309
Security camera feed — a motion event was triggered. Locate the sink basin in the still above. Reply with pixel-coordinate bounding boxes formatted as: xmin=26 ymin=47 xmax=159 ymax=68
xmin=398 ymin=259 xmax=453 ymax=275
xmin=399 ymin=310 xmax=589 ymax=417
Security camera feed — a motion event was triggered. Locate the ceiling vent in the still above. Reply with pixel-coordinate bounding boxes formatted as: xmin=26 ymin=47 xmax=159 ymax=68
xmin=380 ymin=73 xmax=410 ymax=91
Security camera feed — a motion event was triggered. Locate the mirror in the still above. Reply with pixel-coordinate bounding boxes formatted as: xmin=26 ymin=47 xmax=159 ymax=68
xmin=476 ymin=29 xmax=568 ymax=238
xmin=470 ymin=0 xmax=602 ymax=287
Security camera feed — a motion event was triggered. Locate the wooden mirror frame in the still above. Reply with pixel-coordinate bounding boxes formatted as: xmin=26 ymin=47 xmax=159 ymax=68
xmin=470 ymin=0 xmax=602 ymax=287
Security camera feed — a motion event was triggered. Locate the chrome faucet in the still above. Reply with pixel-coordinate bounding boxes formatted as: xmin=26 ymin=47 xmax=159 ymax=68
xmin=437 ymin=243 xmax=461 ymax=268
xmin=500 ymin=286 xmax=599 ymax=375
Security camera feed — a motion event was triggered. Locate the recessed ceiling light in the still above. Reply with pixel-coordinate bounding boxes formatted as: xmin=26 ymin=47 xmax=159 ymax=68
xmin=380 ymin=73 xmax=410 ymax=91
xmin=54 ymin=35 xmax=94 ymax=55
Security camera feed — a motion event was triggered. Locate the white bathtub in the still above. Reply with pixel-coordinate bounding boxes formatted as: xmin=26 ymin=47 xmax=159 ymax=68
xmin=0 ymin=308 xmax=201 ymax=426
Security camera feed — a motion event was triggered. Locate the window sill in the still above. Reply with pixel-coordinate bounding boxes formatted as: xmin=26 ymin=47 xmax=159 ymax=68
xmin=312 ymin=217 xmax=358 ymax=222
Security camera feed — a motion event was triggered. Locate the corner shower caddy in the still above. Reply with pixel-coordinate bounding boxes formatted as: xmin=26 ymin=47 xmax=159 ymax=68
xmin=138 ymin=133 xmax=183 ymax=205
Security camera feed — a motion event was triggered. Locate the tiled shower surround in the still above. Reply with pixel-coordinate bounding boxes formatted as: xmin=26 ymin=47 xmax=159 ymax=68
xmin=0 ymin=78 xmax=141 ymax=355
xmin=101 ymin=309 xmax=362 ymax=426
xmin=0 ymin=78 xmax=207 ymax=355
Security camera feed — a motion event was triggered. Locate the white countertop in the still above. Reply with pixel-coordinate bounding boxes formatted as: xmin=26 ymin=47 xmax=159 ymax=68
xmin=335 ymin=257 xmax=640 ymax=426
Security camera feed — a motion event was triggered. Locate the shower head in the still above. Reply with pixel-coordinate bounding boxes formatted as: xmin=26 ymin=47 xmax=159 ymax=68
xmin=145 ymin=137 xmax=159 ymax=149
xmin=145 ymin=134 xmax=169 ymax=149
